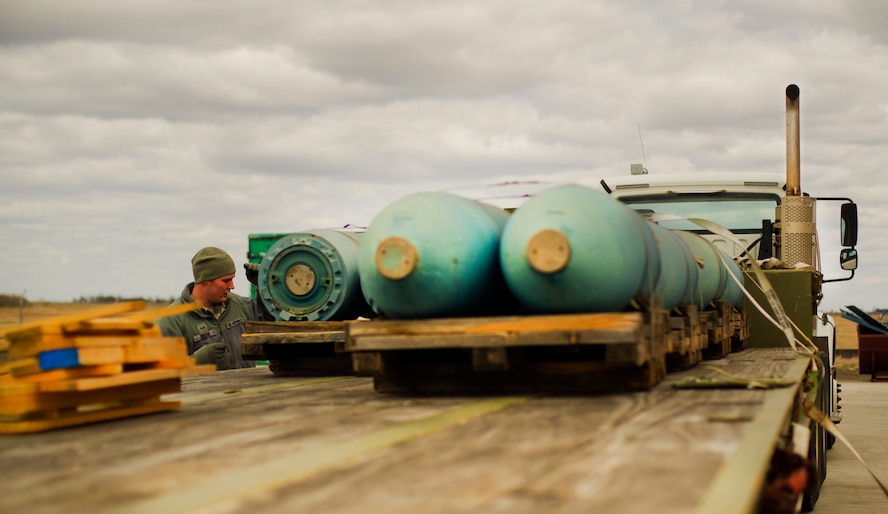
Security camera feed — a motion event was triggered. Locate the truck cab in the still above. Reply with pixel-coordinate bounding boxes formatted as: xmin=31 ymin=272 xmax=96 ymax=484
xmin=600 ymin=172 xmax=784 ymax=259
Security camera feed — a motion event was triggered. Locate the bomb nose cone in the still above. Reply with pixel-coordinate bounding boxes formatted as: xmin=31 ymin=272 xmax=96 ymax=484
xmin=376 ymin=236 xmax=419 ymax=280
xmin=286 ymin=264 xmax=316 ymax=296
xmin=526 ymin=229 xmax=571 ymax=273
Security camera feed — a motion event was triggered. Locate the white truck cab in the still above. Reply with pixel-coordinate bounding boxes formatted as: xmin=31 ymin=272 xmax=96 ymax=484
xmin=600 ymin=172 xmax=785 ymax=260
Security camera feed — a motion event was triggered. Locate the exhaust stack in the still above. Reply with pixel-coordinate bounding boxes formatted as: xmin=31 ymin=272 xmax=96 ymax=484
xmin=785 ymin=84 xmax=801 ymax=196
xmin=777 ymin=84 xmax=818 ymax=269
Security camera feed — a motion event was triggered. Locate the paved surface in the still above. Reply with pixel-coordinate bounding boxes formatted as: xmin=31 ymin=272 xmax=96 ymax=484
xmin=813 ymin=375 xmax=888 ymax=513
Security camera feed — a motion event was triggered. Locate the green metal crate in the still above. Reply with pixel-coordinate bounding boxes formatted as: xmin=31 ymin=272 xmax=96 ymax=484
xmin=246 ymin=232 xmax=292 ymax=301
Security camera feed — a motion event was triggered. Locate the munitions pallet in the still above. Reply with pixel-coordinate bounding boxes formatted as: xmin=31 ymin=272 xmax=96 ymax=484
xmin=665 ymin=300 xmax=747 ymax=371
xmin=346 ymin=310 xmax=670 ymax=394
xmin=0 ymin=301 xmax=213 ymax=433
xmin=666 ymin=304 xmax=703 ymax=371
xmin=242 ymin=320 xmax=353 ymax=376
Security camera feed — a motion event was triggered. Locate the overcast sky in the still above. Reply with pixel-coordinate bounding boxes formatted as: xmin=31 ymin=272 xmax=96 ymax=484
xmin=1 ymin=0 xmax=886 ymax=313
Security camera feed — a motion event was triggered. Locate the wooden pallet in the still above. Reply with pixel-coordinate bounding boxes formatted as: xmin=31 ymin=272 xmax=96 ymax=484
xmin=700 ymin=300 xmax=741 ymax=359
xmin=664 ymin=300 xmax=747 ymax=366
xmin=242 ymin=321 xmax=353 ymax=376
xmin=730 ymin=305 xmax=749 ymax=353
xmin=0 ymin=301 xmax=214 ymax=433
xmin=346 ymin=310 xmax=669 ymax=394
xmin=666 ymin=304 xmax=703 ymax=371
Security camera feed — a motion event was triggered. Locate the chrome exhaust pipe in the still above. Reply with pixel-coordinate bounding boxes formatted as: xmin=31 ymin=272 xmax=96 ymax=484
xmin=779 ymin=84 xmax=817 ymax=269
xmin=786 ymin=84 xmax=801 ymax=196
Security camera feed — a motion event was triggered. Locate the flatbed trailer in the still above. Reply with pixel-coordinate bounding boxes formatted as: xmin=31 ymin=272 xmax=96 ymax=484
xmin=0 ymin=347 xmax=816 ymax=514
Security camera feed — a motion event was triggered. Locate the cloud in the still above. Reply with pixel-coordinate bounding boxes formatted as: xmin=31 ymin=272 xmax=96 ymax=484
xmin=0 ymin=0 xmax=885 ymax=312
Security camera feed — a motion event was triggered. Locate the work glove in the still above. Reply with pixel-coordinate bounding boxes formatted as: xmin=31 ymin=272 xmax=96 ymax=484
xmin=193 ymin=342 xmax=227 ymax=366
xmin=244 ymin=262 xmax=260 ymax=285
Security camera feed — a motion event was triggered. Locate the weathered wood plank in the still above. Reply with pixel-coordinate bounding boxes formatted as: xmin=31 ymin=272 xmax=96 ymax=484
xmin=0 ymin=350 xmax=811 ymax=514
xmin=347 ymin=312 xmax=643 ymax=347
xmin=36 ymin=365 xmax=214 ymax=392
xmin=0 ymin=398 xmax=181 ymax=434
xmin=8 ymin=334 xmax=177 ymax=359
xmin=242 ymin=331 xmax=346 ymax=345
xmin=0 ymin=378 xmax=182 ymax=416
xmin=246 ymin=321 xmax=348 ymax=333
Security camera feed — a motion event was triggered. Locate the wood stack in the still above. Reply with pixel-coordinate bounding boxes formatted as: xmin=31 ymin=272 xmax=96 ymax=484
xmin=0 ymin=301 xmax=214 ymax=434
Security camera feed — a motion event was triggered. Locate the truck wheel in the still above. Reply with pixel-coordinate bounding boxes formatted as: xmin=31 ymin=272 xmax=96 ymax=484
xmin=801 ymin=424 xmax=823 ymax=512
xmin=802 ymin=385 xmax=829 ymax=512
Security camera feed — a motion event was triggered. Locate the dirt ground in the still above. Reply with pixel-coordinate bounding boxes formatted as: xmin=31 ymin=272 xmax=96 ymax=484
xmin=833 ymin=313 xmax=859 ymax=350
xmin=0 ymin=302 xmax=169 ymax=329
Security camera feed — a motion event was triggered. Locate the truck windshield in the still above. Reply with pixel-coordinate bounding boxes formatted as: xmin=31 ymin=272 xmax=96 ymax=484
xmin=619 ymin=194 xmax=780 ymax=234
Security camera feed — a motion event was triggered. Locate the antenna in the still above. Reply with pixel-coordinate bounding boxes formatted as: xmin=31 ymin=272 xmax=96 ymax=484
xmin=631 ymin=123 xmax=648 ymax=175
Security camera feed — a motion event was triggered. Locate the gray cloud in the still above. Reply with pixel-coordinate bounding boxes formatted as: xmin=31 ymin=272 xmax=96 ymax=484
xmin=0 ymin=0 xmax=885 ymax=311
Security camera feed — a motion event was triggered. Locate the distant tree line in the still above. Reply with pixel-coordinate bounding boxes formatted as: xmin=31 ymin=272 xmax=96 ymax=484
xmin=0 ymin=294 xmax=30 ymax=308
xmin=73 ymin=295 xmax=176 ymax=305
xmin=0 ymin=293 xmax=174 ymax=307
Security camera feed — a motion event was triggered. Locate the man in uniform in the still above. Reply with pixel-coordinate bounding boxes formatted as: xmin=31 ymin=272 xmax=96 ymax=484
xmin=158 ymin=246 xmax=261 ymax=370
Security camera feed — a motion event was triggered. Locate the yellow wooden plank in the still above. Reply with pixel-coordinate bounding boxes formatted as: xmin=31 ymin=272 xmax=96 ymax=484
xmin=8 ymin=334 xmax=178 ymax=358
xmin=74 ymin=346 xmax=126 ymax=366
xmin=2 ymin=358 xmax=41 ymax=377
xmin=125 ymin=358 xmax=193 ymax=371
xmin=124 ymin=339 xmax=187 ymax=363
xmin=38 ymin=368 xmax=185 ymax=392
xmin=0 ymin=399 xmax=181 ymax=434
xmin=0 ymin=301 xmax=147 ymax=340
xmin=0 ymin=379 xmax=38 ymax=395
xmin=8 ymin=364 xmax=123 ymax=383
xmin=347 ymin=312 xmax=643 ymax=337
xmin=115 ymin=302 xmax=202 ymax=323
xmin=61 ymin=303 xmax=200 ymax=333
xmin=2 ymin=326 xmax=54 ymax=345
xmin=63 ymin=319 xmax=156 ymax=332
xmin=7 ymin=334 xmax=71 ymax=358
xmin=468 ymin=312 xmax=643 ymax=334
xmin=6 ymin=347 xmax=124 ymax=377
xmin=0 ymin=378 xmax=182 ymax=416
xmin=62 ymin=302 xmax=200 ymax=335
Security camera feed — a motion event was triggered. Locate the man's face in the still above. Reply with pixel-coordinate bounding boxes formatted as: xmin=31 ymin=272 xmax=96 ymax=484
xmin=205 ymin=273 xmax=236 ymax=305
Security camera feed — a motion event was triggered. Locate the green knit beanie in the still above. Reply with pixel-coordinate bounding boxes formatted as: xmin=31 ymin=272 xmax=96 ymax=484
xmin=192 ymin=247 xmax=236 ymax=283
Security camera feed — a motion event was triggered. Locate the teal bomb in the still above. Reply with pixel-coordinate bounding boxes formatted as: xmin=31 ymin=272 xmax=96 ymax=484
xmin=257 ymin=229 xmax=370 ymax=321
xmin=646 ymin=221 xmax=697 ymax=311
xmin=671 ymin=231 xmax=728 ymax=309
xmin=358 ymin=192 xmax=511 ymax=319
xmin=719 ymin=249 xmax=745 ymax=307
xmin=499 ymin=184 xmax=650 ymax=313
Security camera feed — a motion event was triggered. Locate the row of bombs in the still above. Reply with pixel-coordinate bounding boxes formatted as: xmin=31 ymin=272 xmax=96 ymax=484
xmin=254 ymin=184 xmax=745 ymax=322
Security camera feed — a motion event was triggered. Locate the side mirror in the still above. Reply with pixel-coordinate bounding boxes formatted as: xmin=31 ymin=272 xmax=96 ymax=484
xmin=840 ymin=248 xmax=858 ymax=271
xmin=841 ymin=202 xmax=858 ymax=247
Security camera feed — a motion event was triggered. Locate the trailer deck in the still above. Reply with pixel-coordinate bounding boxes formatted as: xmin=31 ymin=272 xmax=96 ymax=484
xmin=0 ymin=347 xmax=812 ymax=514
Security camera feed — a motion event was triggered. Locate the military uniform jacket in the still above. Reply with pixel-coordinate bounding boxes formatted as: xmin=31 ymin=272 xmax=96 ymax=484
xmin=157 ymin=283 xmax=259 ymax=370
